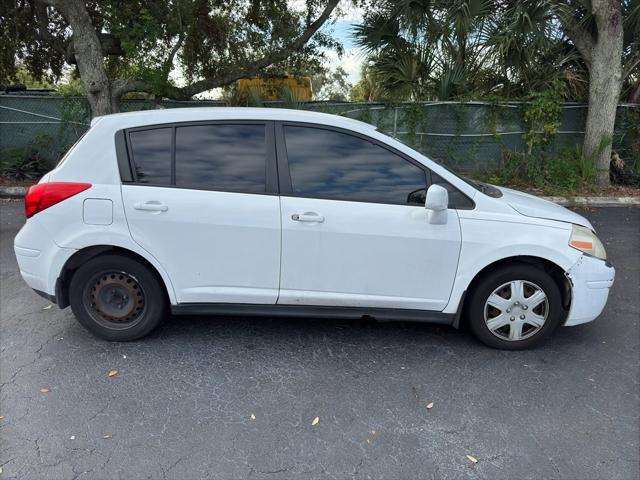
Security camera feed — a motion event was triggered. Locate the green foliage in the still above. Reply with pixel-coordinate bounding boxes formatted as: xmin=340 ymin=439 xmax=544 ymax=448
xmin=312 ymin=66 xmax=352 ymax=101
xmin=0 ymin=135 xmax=53 ymax=181
xmin=522 ymin=80 xmax=565 ymax=153
xmin=614 ymin=104 xmax=640 ymax=177
xmin=56 ymin=73 xmax=85 ymax=96
xmin=246 ymin=89 xmax=265 ymax=108
xmin=350 ymin=64 xmax=385 ymax=102
xmin=402 ymin=103 xmax=427 ymax=147
xmin=98 ymin=0 xmax=340 ymax=99
xmin=353 ymin=1 xmax=638 ymax=103
xmin=480 ymin=146 xmax=597 ymax=195
xmin=277 ymin=87 xmax=303 ymax=109
xmin=1 ymin=4 xmax=68 ymax=84
xmin=3 ymin=0 xmax=340 ymax=102
xmin=353 ymin=0 xmax=565 ymax=101
xmin=7 ymin=68 xmax=54 ymax=89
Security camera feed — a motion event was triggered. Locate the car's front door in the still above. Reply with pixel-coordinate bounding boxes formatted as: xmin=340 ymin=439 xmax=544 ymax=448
xmin=276 ymin=123 xmax=463 ymax=311
xmin=121 ymin=121 xmax=281 ymax=304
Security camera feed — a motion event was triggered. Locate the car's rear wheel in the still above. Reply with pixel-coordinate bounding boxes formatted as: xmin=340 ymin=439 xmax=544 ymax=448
xmin=69 ymin=254 xmax=167 ymax=341
xmin=467 ymin=263 xmax=564 ymax=349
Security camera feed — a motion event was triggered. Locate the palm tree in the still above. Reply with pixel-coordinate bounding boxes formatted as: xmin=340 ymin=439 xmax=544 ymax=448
xmin=354 ymin=0 xmax=640 ymax=185
xmin=354 ymin=0 xmax=570 ymax=100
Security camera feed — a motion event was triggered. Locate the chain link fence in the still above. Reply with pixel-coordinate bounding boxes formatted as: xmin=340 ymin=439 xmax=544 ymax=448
xmin=1 ymin=94 xmax=638 ymax=175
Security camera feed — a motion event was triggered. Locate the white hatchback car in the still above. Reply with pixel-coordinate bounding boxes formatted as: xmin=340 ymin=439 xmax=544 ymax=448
xmin=14 ymin=108 xmax=615 ymax=349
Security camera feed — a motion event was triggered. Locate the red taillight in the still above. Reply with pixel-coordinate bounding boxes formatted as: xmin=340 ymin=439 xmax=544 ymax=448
xmin=25 ymin=182 xmax=92 ymax=219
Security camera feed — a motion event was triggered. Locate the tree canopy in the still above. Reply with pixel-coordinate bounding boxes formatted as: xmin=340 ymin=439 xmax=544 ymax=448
xmin=353 ymin=0 xmax=639 ymax=185
xmin=354 ymin=0 xmax=639 ymax=102
xmin=1 ymin=0 xmax=343 ymax=113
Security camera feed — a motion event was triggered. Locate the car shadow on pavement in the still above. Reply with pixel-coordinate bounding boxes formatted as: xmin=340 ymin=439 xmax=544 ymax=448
xmin=141 ymin=311 xmax=594 ymax=353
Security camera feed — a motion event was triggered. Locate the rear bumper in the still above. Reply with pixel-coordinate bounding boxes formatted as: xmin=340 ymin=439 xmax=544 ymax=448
xmin=14 ymin=223 xmax=76 ymax=300
xmin=564 ymin=255 xmax=615 ymax=326
xmin=32 ymin=288 xmax=57 ymax=304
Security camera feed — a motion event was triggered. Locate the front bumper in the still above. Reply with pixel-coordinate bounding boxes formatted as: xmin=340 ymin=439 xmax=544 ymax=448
xmin=564 ymin=254 xmax=615 ymax=326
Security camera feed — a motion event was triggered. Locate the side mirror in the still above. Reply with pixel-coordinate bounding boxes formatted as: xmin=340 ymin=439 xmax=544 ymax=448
xmin=425 ymin=184 xmax=448 ymax=224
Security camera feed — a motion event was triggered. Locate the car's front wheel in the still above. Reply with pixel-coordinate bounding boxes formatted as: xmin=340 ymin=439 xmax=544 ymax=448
xmin=467 ymin=263 xmax=565 ymax=349
xmin=69 ymin=254 xmax=167 ymax=341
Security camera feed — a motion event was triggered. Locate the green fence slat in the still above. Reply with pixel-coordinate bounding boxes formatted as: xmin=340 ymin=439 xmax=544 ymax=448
xmin=0 ymin=96 xmax=637 ymax=174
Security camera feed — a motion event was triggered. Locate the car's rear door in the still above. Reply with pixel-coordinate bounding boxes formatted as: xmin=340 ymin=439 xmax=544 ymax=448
xmin=121 ymin=121 xmax=281 ymax=304
xmin=276 ymin=123 xmax=464 ymax=311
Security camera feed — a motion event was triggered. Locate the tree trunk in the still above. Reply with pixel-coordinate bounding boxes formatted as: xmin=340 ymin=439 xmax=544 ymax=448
xmin=50 ymin=0 xmax=117 ymax=117
xmin=583 ymin=0 xmax=624 ymax=187
xmin=629 ymin=79 xmax=640 ymax=104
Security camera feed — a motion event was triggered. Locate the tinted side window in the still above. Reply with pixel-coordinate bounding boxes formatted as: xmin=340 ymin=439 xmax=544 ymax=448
xmin=284 ymin=126 xmax=426 ymax=205
xmin=129 ymin=128 xmax=172 ymax=184
xmin=175 ymin=124 xmax=266 ymax=193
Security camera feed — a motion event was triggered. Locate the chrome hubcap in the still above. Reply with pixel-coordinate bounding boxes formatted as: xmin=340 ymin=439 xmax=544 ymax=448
xmin=484 ymin=280 xmax=548 ymax=341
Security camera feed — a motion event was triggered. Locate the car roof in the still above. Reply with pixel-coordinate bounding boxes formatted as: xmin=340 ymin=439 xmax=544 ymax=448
xmin=93 ymin=107 xmax=377 ymax=134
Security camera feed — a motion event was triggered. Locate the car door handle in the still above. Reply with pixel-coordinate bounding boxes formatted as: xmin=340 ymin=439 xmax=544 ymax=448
xmin=291 ymin=212 xmax=325 ymax=223
xmin=133 ymin=201 xmax=168 ymax=212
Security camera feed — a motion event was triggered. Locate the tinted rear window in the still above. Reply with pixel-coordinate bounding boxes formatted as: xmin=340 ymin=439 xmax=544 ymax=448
xmin=128 ymin=128 xmax=172 ymax=184
xmin=175 ymin=124 xmax=266 ymax=192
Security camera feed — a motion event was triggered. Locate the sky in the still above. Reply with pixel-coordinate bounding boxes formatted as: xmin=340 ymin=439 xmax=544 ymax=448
xmin=321 ymin=18 xmax=365 ymax=85
xmin=318 ymin=2 xmax=366 ymax=85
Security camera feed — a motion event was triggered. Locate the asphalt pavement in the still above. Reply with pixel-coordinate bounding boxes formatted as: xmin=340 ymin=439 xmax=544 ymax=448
xmin=1 ymin=200 xmax=638 ymax=480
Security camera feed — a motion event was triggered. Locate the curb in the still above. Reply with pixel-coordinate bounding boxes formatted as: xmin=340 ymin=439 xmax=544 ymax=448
xmin=0 ymin=186 xmax=28 ymax=198
xmin=0 ymin=186 xmax=638 ymax=207
xmin=541 ymin=196 xmax=640 ymax=207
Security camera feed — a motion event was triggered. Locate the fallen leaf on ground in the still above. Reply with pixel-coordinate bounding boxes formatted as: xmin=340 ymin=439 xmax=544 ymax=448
xmin=43 ymin=305 xmax=53 ymax=310
xmin=426 ymin=402 xmax=434 ymax=410
xmin=40 ymin=388 xmax=50 ymax=393
xmin=365 ymin=430 xmax=378 ymax=444
xmin=311 ymin=416 xmax=319 ymax=426
xmin=107 ymin=370 xmax=118 ymax=377
xmin=250 ymin=414 xmax=256 ymax=420
xmin=102 ymin=434 xmax=113 ymax=439
xmin=466 ymin=455 xmax=478 ymax=464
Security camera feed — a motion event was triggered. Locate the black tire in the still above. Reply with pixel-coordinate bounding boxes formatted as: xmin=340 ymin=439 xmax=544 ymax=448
xmin=69 ymin=254 xmax=167 ymax=341
xmin=467 ymin=263 xmax=564 ymax=350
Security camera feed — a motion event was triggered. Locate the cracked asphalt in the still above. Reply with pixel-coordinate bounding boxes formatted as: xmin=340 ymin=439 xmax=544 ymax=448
xmin=1 ymin=201 xmax=638 ymax=480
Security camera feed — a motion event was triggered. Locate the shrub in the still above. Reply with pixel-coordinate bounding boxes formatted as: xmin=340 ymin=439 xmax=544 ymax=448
xmin=0 ymin=136 xmax=52 ymax=181
xmin=478 ymin=146 xmax=597 ymax=195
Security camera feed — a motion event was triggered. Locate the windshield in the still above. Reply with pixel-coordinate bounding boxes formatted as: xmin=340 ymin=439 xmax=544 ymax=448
xmin=439 ymin=163 xmax=504 ymax=198
xmin=387 ymin=132 xmax=503 ymax=198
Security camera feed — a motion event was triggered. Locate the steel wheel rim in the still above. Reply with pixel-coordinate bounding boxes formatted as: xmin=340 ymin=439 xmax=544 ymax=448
xmin=83 ymin=270 xmax=146 ymax=330
xmin=483 ymin=280 xmax=549 ymax=341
